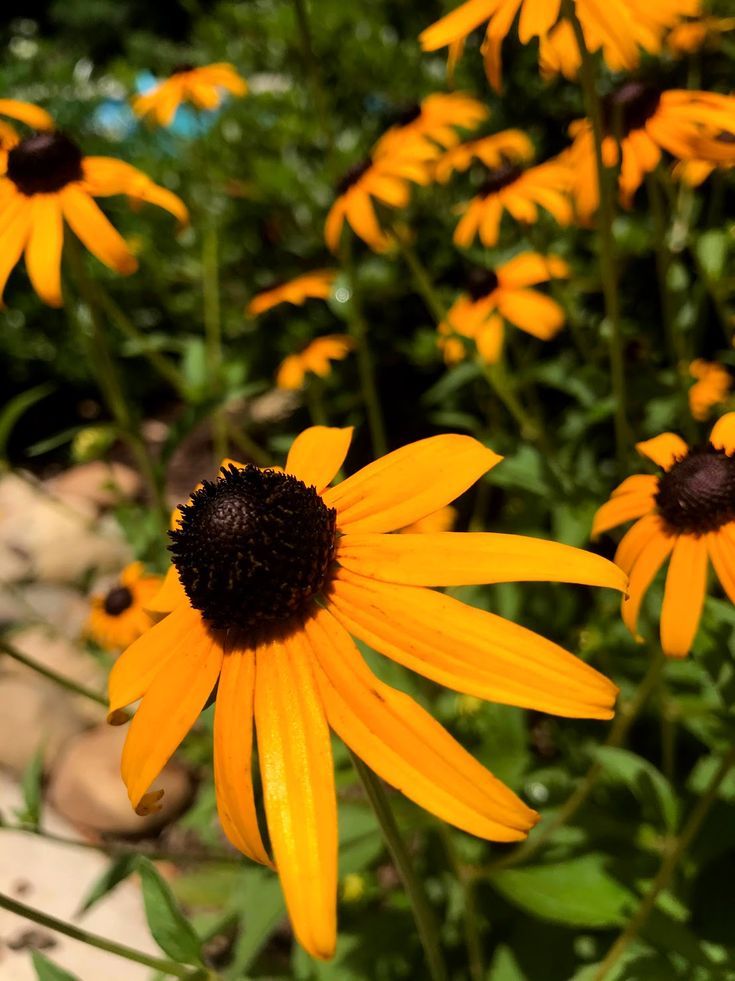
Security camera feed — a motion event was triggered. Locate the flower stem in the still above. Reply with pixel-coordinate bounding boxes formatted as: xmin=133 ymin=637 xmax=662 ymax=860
xmin=350 ymin=753 xmax=448 ymax=981
xmin=482 ymin=649 xmax=665 ymax=874
xmin=0 ymin=638 xmax=109 ymax=709
xmin=593 ymin=743 xmax=735 ymax=980
xmin=565 ymin=1 xmax=629 ymax=467
xmin=0 ymin=891 xmax=207 ymax=979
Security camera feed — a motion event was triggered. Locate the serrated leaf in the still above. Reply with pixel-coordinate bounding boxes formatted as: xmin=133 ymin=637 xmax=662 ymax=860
xmin=77 ymin=854 xmax=137 ymax=915
xmin=31 ymin=951 xmax=80 ymax=981
xmin=596 ymin=746 xmax=679 ymax=832
xmin=490 ymin=855 xmax=634 ymax=927
xmin=135 ymin=856 xmax=203 ymax=966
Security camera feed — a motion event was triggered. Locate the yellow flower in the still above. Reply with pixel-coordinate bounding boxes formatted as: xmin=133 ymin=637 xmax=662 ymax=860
xmin=86 ymin=563 xmax=163 ymax=651
xmin=133 ymin=63 xmax=247 ymax=127
xmin=592 ymin=416 xmax=735 ymax=657
xmin=454 ymin=156 xmax=572 ymax=248
xmin=419 ymin=0 xmax=698 ymax=91
xmin=110 ymin=426 xmax=624 ymax=959
xmin=276 ymin=336 xmax=354 ymax=390
xmin=667 ymin=16 xmax=735 ymax=55
xmin=567 ymin=85 xmax=735 ymax=219
xmin=247 ymin=270 xmax=337 ymax=316
xmin=689 ymin=360 xmax=732 ymax=421
xmin=438 ymin=253 xmax=569 ymax=365
xmin=0 ymin=131 xmax=188 ymax=306
xmin=433 ymin=129 xmax=534 ymax=183
xmin=374 ymin=93 xmax=489 ymax=159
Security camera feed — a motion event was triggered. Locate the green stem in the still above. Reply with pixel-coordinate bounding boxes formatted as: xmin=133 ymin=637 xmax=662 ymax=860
xmin=0 ymin=637 xmax=109 ymax=709
xmin=351 ymin=753 xmax=448 ymax=981
xmin=439 ymin=827 xmax=484 ymax=981
xmin=594 ymin=743 xmax=735 ymax=980
xmin=565 ymin=1 xmax=629 ymax=467
xmin=202 ymin=224 xmax=227 ymax=461
xmin=341 ymin=249 xmax=388 ymax=457
xmin=0 ymin=892 xmax=206 ymax=979
xmin=482 ymin=650 xmax=665 ymax=874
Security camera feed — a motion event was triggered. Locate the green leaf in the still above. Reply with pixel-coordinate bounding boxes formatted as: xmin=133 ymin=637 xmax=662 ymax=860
xmin=0 ymin=382 xmax=54 ymax=459
xmin=226 ymin=866 xmax=285 ymax=977
xmin=17 ymin=748 xmax=44 ymax=829
xmin=488 ymin=944 xmax=526 ymax=980
xmin=135 ymin=856 xmax=203 ymax=966
xmin=31 ymin=951 xmax=80 ymax=981
xmin=696 ymin=230 xmax=728 ymax=281
xmin=596 ymin=746 xmax=679 ymax=832
xmin=490 ymin=855 xmax=634 ymax=928
xmin=77 ymin=854 xmax=137 ymax=915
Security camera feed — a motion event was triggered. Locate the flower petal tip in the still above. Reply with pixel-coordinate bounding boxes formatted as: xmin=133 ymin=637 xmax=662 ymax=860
xmin=107 ymin=708 xmax=129 ymax=726
xmin=135 ymin=790 xmax=164 ymax=816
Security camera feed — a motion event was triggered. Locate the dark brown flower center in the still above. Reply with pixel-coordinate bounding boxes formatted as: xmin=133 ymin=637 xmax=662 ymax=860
xmin=466 ymin=267 xmax=499 ymax=301
xmin=104 ymin=586 xmax=134 ymax=617
xmin=336 ymin=158 xmax=372 ymax=196
xmin=169 ymin=465 xmax=337 ymax=631
xmin=7 ymin=132 xmax=84 ymax=195
xmin=601 ymin=82 xmax=661 ymax=137
xmin=478 ymin=160 xmax=522 ymax=196
xmin=656 ymin=445 xmax=735 ymax=535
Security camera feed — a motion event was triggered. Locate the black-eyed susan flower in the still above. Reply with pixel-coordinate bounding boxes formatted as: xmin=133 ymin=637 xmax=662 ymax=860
xmin=567 ymin=84 xmax=735 ymax=219
xmin=433 ymin=129 xmax=534 ymax=184
xmin=276 ymin=335 xmax=354 ymax=390
xmin=454 ymin=157 xmax=572 ymax=248
xmin=247 ymin=270 xmax=337 ymax=317
xmin=438 ymin=253 xmax=569 ymax=365
xmin=419 ymin=0 xmax=698 ymax=91
xmin=86 ymin=562 xmax=163 ymax=651
xmin=325 ymin=144 xmax=432 ymax=253
xmin=592 ymin=415 xmax=735 ymax=657
xmin=132 ymin=63 xmax=247 ymax=127
xmin=689 ymin=360 xmax=732 ymax=421
xmin=375 ymin=93 xmax=489 ymax=159
xmin=110 ymin=426 xmax=625 ymax=959
xmin=667 ymin=15 xmax=735 ymax=56
xmin=0 ymin=131 xmax=188 ymax=306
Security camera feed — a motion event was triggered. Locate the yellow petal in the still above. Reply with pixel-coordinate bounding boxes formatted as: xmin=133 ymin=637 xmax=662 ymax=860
xmin=337 ymin=532 xmax=627 ymax=591
xmin=709 ymin=412 xmax=735 ymax=453
xmin=636 ymin=432 xmax=689 ymax=470
xmin=255 ymin=632 xmax=337 ymax=960
xmin=419 ymin=0 xmax=499 ymax=51
xmin=615 ymin=514 xmax=664 ymax=575
xmin=323 ymin=435 xmax=501 ymax=534
xmin=214 ymin=645 xmax=272 ymax=867
xmin=708 ymin=527 xmax=735 ymax=604
xmin=144 ymin=565 xmax=187 ymax=614
xmin=610 ymin=474 xmax=659 ymax=498
xmin=0 ymin=98 xmax=53 ymax=130
xmin=285 ymin=426 xmax=354 ymax=492
xmin=121 ymin=619 xmax=223 ymax=809
xmin=592 ymin=493 xmax=655 ymax=538
xmin=660 ymin=534 xmax=709 ymax=658
xmin=328 ymin=570 xmax=618 ymax=719
xmin=60 ymin=186 xmax=138 ymax=275
xmin=622 ymin=531 xmax=675 ymax=639
xmin=25 ymin=195 xmax=63 ymax=307
xmin=305 ymin=606 xmax=537 ymax=840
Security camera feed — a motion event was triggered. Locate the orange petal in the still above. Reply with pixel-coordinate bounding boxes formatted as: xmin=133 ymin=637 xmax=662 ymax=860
xmin=622 ymin=531 xmax=675 ymax=639
xmin=592 ymin=493 xmax=656 ymax=538
xmin=419 ymin=0 xmax=499 ymax=51
xmin=709 ymin=413 xmax=735 ymax=453
xmin=610 ymin=474 xmax=659 ymax=498
xmin=121 ymin=618 xmax=223 ymax=809
xmin=323 ymin=435 xmax=501 ymax=534
xmin=285 ymin=426 xmax=354 ymax=492
xmin=636 ymin=432 xmax=689 ymax=470
xmin=305 ymin=606 xmax=537 ymax=840
xmin=60 ymin=186 xmax=138 ymax=275
xmin=24 ymin=195 xmax=64 ymax=306
xmin=708 ymin=527 xmax=735 ymax=604
xmin=214 ymin=645 xmax=272 ymax=866
xmin=337 ymin=532 xmax=626 ymax=591
xmin=144 ymin=565 xmax=188 ymax=614
xmin=255 ymin=631 xmax=337 ymax=960
xmin=660 ymin=534 xmax=709 ymax=658
xmin=615 ymin=514 xmax=664 ymax=575
xmin=328 ymin=570 xmax=617 ymax=719
xmin=0 ymin=98 xmax=53 ymax=130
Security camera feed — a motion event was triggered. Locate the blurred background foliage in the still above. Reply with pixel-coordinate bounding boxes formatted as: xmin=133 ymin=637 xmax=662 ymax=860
xmin=2 ymin=1 xmax=735 ymax=979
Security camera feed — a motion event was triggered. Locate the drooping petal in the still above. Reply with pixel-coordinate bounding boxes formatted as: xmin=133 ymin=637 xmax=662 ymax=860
xmin=306 ymin=606 xmax=537 ymax=840
xmin=24 ymin=194 xmax=63 ymax=307
xmin=323 ymin=435 xmax=501 ymax=534
xmin=285 ymin=426 xmax=353 ymax=492
xmin=214 ymin=645 xmax=272 ymax=866
xmin=328 ymin=570 xmax=617 ymax=719
xmin=622 ymin=531 xmax=675 ymax=638
xmin=709 ymin=412 xmax=735 ymax=453
xmin=660 ymin=534 xmax=709 ymax=658
xmin=708 ymin=527 xmax=735 ymax=605
xmin=120 ymin=620 xmax=223 ymax=810
xmin=255 ymin=631 xmax=337 ymax=961
xmin=635 ymin=432 xmax=689 ymax=470
xmin=60 ymin=186 xmax=138 ymax=275
xmin=592 ymin=492 xmax=656 ymax=538
xmin=337 ymin=532 xmax=626 ymax=591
